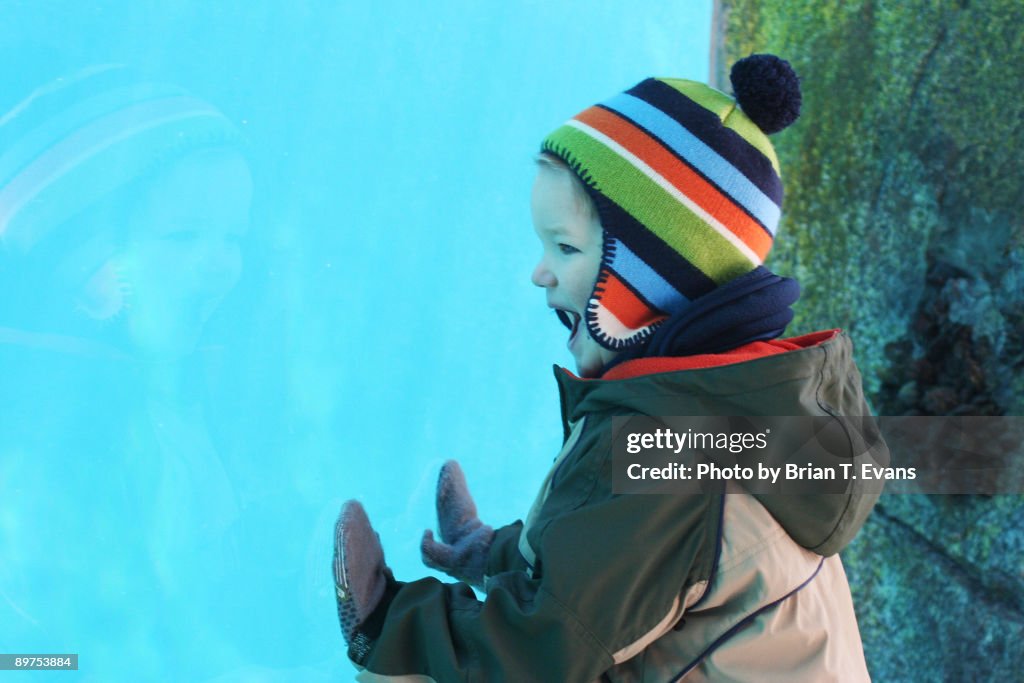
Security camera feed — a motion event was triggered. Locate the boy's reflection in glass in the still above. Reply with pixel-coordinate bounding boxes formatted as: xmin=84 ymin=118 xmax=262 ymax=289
xmin=0 ymin=66 xmax=318 ymax=681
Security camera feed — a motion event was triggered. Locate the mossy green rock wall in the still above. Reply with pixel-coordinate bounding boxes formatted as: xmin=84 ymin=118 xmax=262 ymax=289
xmin=716 ymin=1 xmax=1024 ymax=680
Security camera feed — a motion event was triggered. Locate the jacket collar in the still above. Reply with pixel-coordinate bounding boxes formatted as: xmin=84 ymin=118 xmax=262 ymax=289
xmin=553 ymin=329 xmax=847 ymax=428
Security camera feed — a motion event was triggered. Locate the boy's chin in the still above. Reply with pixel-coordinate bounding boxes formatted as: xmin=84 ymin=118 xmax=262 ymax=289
xmin=573 ymin=354 xmax=604 ymax=379
xmin=571 ymin=331 xmax=618 ymax=378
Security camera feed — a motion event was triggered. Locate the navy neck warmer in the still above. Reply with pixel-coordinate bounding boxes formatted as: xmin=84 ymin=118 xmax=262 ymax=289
xmin=603 ymin=266 xmax=801 ymax=372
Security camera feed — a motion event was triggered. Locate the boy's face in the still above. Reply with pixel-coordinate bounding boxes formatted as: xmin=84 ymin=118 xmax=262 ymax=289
xmin=120 ymin=148 xmax=252 ymax=360
xmin=530 ymin=165 xmax=617 ymax=378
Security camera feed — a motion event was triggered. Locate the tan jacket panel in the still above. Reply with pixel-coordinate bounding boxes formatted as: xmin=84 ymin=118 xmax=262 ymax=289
xmin=603 ymin=483 xmax=870 ymax=682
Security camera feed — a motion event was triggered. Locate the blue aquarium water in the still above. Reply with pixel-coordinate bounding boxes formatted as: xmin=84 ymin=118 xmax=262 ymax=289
xmin=0 ymin=2 xmax=710 ymax=680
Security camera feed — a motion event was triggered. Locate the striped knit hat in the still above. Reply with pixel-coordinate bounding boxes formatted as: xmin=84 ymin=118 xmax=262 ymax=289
xmin=541 ymin=54 xmax=801 ymax=350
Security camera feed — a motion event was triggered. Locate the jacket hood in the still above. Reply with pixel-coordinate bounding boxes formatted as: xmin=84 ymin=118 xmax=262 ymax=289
xmin=552 ymin=330 xmax=885 ymax=556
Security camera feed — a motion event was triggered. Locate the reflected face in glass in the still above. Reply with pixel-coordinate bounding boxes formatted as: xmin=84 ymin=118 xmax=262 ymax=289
xmin=119 ymin=147 xmax=253 ymax=360
xmin=530 ymin=164 xmax=617 ymax=378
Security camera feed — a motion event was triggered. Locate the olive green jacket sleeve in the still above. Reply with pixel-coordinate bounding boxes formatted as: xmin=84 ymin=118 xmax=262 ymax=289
xmin=484 ymin=521 xmax=528 ymax=578
xmin=351 ymin=416 xmax=722 ymax=682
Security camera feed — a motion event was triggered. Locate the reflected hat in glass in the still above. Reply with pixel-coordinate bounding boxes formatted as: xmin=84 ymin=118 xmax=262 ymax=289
xmin=540 ymin=54 xmax=801 ymax=350
xmin=0 ymin=64 xmax=245 ymax=257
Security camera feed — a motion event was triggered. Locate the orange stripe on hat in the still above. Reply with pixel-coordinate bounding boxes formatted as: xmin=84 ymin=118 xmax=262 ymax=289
xmin=575 ymin=106 xmax=773 ymax=261
xmin=597 ymin=271 xmax=662 ymax=330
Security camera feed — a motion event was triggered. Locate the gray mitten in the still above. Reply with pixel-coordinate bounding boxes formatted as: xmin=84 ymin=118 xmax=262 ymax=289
xmin=420 ymin=460 xmax=495 ymax=589
xmin=333 ymin=500 xmax=390 ymax=649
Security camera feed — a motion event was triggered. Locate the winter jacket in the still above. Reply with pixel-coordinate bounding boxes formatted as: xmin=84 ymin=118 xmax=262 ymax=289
xmin=352 ymin=329 xmax=883 ymax=682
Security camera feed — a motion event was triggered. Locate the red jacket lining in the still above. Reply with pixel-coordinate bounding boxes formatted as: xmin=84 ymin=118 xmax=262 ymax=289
xmin=596 ymin=329 xmax=842 ymax=380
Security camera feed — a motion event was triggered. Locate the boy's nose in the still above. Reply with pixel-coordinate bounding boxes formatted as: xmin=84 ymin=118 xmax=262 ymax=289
xmin=531 ymin=261 xmax=556 ymax=288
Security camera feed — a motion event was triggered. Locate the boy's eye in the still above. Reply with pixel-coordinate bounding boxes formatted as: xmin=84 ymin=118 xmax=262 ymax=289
xmin=558 ymin=243 xmax=579 ymax=255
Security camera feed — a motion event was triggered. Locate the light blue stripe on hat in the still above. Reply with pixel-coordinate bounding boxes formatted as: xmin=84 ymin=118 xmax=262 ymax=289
xmin=608 ymin=238 xmax=689 ymax=314
xmin=602 ymin=93 xmax=781 ymax=234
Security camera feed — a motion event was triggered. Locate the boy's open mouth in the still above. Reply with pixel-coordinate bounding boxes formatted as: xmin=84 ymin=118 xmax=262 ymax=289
xmin=554 ymin=308 xmax=582 ymax=346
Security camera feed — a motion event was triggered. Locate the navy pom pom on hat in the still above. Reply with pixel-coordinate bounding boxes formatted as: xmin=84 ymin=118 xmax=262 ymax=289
xmin=541 ymin=53 xmax=803 ymax=350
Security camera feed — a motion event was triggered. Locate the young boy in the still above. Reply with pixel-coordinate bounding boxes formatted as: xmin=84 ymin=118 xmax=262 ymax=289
xmin=333 ymin=54 xmax=882 ymax=681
